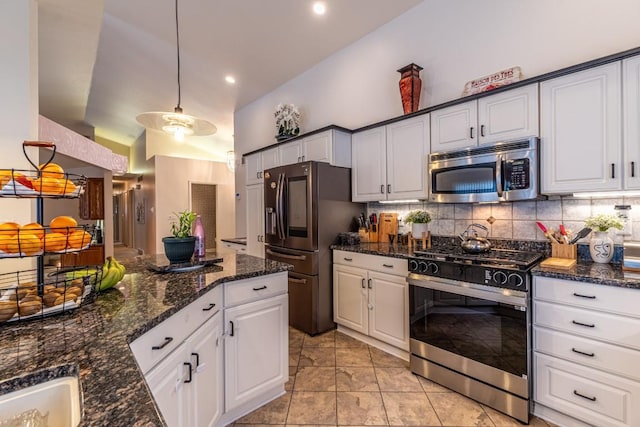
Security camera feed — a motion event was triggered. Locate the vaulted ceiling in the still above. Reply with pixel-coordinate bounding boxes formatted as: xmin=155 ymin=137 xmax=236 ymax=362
xmin=37 ymin=0 xmax=422 ymax=159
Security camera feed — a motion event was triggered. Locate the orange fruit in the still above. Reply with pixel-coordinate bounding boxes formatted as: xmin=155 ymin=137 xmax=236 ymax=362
xmin=61 ymin=179 xmax=77 ymax=195
xmin=20 ymin=223 xmax=44 ymax=240
xmin=32 ymin=177 xmax=65 ymax=195
xmin=67 ymin=230 xmax=92 ymax=249
xmin=49 ymin=216 xmax=77 ymax=234
xmin=43 ymin=232 xmax=67 ymax=252
xmin=7 ymin=233 xmax=42 ymax=255
xmin=0 ymin=222 xmax=20 ymax=237
xmin=38 ymin=163 xmax=65 ymax=179
xmin=0 ymin=234 xmax=12 ymax=252
xmin=0 ymin=170 xmax=13 ymax=187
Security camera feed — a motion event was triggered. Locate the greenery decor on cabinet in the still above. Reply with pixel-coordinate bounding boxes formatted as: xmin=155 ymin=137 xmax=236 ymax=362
xmin=163 ymin=210 xmax=197 ymax=264
xmin=584 ymin=213 xmax=623 ymax=264
xmin=274 ymin=103 xmax=301 ymax=141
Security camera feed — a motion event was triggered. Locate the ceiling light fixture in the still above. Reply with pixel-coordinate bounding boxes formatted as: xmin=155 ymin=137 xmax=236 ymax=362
xmin=313 ymin=2 xmax=326 ymax=15
xmin=225 ymin=75 xmax=236 ymax=84
xmin=136 ymin=0 xmax=216 ymax=141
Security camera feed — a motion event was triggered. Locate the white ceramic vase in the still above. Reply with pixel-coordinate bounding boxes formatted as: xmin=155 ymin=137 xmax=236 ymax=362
xmin=589 ymin=231 xmax=614 ymax=263
xmin=411 ymin=223 xmax=429 ymax=237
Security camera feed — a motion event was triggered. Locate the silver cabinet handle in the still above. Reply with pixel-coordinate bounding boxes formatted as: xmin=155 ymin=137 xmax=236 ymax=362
xmin=266 ymin=248 xmax=306 ymax=260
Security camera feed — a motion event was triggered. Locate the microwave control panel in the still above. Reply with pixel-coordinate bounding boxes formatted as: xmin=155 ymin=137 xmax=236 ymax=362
xmin=504 ymin=158 xmax=530 ymax=190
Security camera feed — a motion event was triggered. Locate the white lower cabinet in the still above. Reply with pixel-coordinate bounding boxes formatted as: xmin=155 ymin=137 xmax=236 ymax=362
xmin=533 ymin=276 xmax=640 ymax=427
xmin=224 ymin=294 xmax=288 ymax=411
xmin=333 ymin=251 xmax=409 ymax=351
xmin=146 ymin=313 xmax=223 ymax=427
xmin=131 ymin=272 xmax=288 ymax=427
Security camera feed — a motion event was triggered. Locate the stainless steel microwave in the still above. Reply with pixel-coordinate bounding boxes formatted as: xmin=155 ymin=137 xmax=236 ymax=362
xmin=428 ymin=137 xmax=540 ymax=203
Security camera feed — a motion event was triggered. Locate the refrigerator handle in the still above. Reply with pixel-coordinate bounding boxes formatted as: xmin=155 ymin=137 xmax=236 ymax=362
xmin=276 ymin=173 xmax=286 ymax=240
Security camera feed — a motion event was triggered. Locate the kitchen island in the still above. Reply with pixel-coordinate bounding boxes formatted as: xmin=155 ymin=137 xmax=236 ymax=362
xmin=0 ymin=250 xmax=292 ymax=426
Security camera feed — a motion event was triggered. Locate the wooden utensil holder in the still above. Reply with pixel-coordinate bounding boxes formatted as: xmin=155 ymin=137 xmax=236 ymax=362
xmin=368 ymin=228 xmax=379 ymax=243
xmin=551 ymin=242 xmax=577 ymax=259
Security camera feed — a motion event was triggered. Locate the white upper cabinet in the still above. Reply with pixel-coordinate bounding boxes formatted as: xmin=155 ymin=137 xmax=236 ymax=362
xmin=245 ymin=148 xmax=279 ymax=185
xmin=540 ymin=62 xmax=622 ymax=194
xmin=431 ymin=84 xmax=539 ymax=153
xmin=624 ymin=55 xmax=640 ymax=190
xmin=277 ymin=129 xmax=351 ymax=167
xmin=430 ymin=100 xmax=478 ymax=152
xmin=352 ymin=114 xmax=429 ymax=202
xmin=477 ymin=83 xmax=539 ymax=144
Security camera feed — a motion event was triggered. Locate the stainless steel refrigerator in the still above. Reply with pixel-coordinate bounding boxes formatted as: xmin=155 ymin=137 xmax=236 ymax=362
xmin=264 ymin=161 xmax=364 ymax=335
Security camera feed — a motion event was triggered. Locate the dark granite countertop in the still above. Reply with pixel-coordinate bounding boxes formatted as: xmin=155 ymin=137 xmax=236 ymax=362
xmin=221 ymin=237 xmax=247 ymax=246
xmin=333 ymin=241 xmax=640 ymax=290
xmin=0 ymin=250 xmax=292 ymax=426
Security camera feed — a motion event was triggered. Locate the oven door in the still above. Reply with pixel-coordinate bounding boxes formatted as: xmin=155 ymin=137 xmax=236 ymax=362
xmin=408 ymin=274 xmax=529 ymax=398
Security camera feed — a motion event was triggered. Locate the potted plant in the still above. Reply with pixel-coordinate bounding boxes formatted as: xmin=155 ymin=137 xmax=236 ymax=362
xmin=584 ymin=213 xmax=624 ymax=264
xmin=274 ymin=103 xmax=301 ymax=141
xmin=404 ymin=210 xmax=432 ymax=237
xmin=162 ymin=210 xmax=197 ymax=264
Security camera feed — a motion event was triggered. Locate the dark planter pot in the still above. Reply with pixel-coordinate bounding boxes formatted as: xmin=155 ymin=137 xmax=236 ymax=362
xmin=162 ymin=236 xmax=196 ymax=264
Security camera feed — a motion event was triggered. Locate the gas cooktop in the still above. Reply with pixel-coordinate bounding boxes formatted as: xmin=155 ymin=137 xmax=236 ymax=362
xmin=413 ymin=246 xmax=543 ymax=270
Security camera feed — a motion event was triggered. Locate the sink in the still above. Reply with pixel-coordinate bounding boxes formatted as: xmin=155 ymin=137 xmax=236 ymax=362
xmin=0 ymin=376 xmax=81 ymax=427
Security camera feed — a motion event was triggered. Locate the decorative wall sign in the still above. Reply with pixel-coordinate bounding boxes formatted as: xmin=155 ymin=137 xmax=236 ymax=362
xmin=462 ymin=66 xmax=522 ymax=96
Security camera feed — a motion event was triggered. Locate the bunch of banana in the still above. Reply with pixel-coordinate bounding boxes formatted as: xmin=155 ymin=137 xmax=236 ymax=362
xmin=96 ymin=256 xmax=126 ymax=291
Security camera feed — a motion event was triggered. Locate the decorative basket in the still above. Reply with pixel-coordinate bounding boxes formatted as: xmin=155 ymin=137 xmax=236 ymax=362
xmin=0 ymin=168 xmax=86 ymax=198
xmin=0 ymin=225 xmax=96 ymax=259
xmin=0 ymin=265 xmax=102 ymax=323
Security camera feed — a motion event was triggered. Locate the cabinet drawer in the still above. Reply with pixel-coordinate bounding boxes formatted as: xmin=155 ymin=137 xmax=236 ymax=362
xmin=333 ymin=250 xmax=408 ymax=275
xmin=130 ymin=285 xmax=222 ymax=374
xmin=534 ymin=326 xmax=640 ymax=381
xmin=534 ymin=300 xmax=640 ymax=350
xmin=224 ymin=272 xmax=287 ymax=308
xmin=534 ymin=277 xmax=640 ymax=318
xmin=535 ymin=353 xmax=640 ymax=427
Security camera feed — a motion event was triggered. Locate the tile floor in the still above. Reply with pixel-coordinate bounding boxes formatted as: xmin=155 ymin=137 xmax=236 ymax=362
xmin=229 ymin=328 xmax=556 ymax=427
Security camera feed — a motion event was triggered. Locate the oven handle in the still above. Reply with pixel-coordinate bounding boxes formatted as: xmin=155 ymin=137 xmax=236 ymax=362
xmin=495 ymin=154 xmax=504 ymax=198
xmin=407 ymin=273 xmax=527 ymax=307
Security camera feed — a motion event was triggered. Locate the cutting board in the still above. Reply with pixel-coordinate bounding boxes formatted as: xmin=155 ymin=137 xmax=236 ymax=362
xmin=539 ymin=257 xmax=577 ymax=269
xmin=378 ymin=213 xmax=398 ymax=244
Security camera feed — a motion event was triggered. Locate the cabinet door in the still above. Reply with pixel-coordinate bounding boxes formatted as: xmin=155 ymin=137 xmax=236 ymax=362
xmin=624 ymin=55 xmax=640 ymax=190
xmin=333 ymin=264 xmax=368 ymax=334
xmin=224 ymin=294 xmax=288 ymax=411
xmin=351 ymin=127 xmax=387 ymax=202
xmin=278 ymin=140 xmax=303 ymax=166
xmin=541 ymin=62 xmax=622 ymax=194
xmin=302 ymin=131 xmax=332 ymax=163
xmin=146 ymin=343 xmax=190 ymax=427
xmin=386 ymin=114 xmax=429 ymax=201
xmin=430 ymin=100 xmax=478 ymax=152
xmin=368 ymin=270 xmax=409 ymax=350
xmin=187 ymin=313 xmax=223 ymax=427
xmin=79 ymin=178 xmax=104 ymax=220
xmin=478 ymin=83 xmax=539 ymax=145
xmin=245 ymin=153 xmax=262 ymax=185
xmin=245 ymin=184 xmax=264 ymax=257
xmin=261 ymin=147 xmax=279 ymax=172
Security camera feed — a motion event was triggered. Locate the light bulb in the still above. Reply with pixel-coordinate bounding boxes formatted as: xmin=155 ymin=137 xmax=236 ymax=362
xmin=313 ymin=2 xmax=326 ymax=15
xmin=174 ymin=126 xmax=185 ymax=142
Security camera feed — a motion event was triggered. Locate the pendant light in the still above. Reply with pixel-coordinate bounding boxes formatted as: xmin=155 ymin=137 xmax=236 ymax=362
xmin=136 ymin=0 xmax=216 ymax=141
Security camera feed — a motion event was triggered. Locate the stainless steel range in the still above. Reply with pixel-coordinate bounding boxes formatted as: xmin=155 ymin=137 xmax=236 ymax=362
xmin=407 ymin=245 xmax=543 ymax=423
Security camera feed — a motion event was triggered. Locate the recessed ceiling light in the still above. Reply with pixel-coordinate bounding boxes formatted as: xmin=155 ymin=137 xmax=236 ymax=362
xmin=313 ymin=2 xmax=326 ymax=15
xmin=225 ymin=75 xmax=236 ymax=84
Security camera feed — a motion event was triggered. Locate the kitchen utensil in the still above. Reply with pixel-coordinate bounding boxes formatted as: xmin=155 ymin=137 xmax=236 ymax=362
xmin=559 ymin=224 xmax=570 ymax=244
xmin=536 ymin=221 xmax=560 ymax=244
xmin=459 ymin=223 xmax=492 ymax=253
xmin=569 ymin=227 xmax=592 ymax=244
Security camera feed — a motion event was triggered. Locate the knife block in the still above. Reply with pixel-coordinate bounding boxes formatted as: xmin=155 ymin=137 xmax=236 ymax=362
xmin=540 ymin=242 xmax=577 ymax=269
xmin=368 ymin=227 xmax=379 ymax=243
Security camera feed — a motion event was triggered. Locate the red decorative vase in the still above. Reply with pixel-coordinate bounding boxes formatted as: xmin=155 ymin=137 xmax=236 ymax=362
xmin=397 ymin=63 xmax=423 ymax=114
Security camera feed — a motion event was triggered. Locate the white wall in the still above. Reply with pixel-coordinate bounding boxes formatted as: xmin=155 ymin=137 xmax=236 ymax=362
xmin=0 ymin=0 xmax=38 ymax=273
xmin=154 ymin=155 xmax=235 ymax=254
xmin=233 ymin=0 xmax=640 ymax=236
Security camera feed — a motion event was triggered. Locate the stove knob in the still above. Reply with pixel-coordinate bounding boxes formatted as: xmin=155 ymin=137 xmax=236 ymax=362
xmin=409 ymin=260 xmax=419 ymax=272
xmin=492 ymin=271 xmax=508 ymax=285
xmin=418 ymin=261 xmax=429 ymax=273
xmin=427 ymin=262 xmax=439 ymax=274
xmin=508 ymin=273 xmax=524 ymax=287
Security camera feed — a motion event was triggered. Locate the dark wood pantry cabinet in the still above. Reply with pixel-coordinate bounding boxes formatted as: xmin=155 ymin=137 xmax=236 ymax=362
xmin=79 ymin=178 xmax=104 ymax=220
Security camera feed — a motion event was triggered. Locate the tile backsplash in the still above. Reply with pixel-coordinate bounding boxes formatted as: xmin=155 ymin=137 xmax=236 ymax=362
xmin=368 ymin=197 xmax=640 ymax=244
